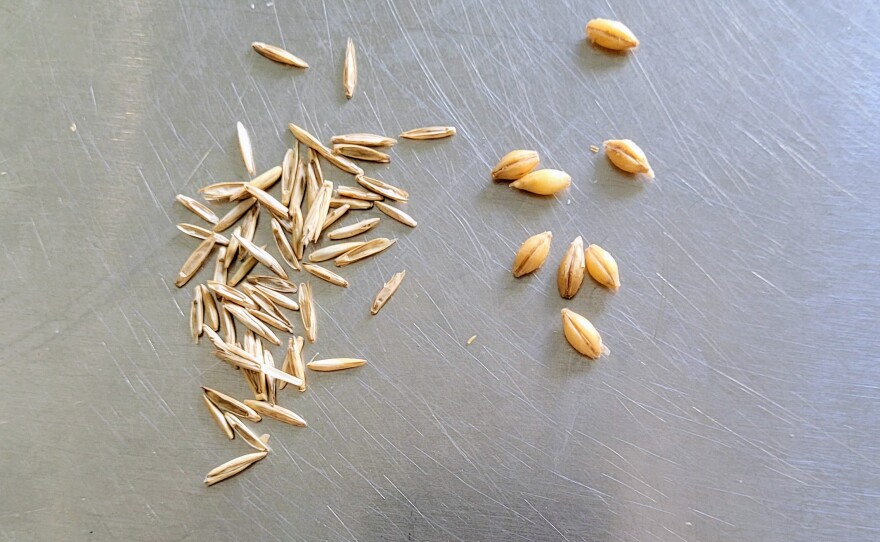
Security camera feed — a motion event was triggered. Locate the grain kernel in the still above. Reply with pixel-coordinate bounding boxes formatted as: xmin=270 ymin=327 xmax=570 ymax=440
xmin=585 ymin=244 xmax=620 ymax=291
xmin=603 ymin=139 xmax=654 ymax=178
xmin=561 ymin=308 xmax=607 ymax=359
xmin=586 ymin=19 xmax=639 ymax=51
xmin=513 ymin=231 xmax=552 ymax=277
xmin=491 ymin=150 xmax=539 ymax=181
xmin=509 ymin=169 xmax=571 ymax=195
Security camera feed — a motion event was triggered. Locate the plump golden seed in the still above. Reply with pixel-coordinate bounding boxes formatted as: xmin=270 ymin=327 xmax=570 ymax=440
xmin=585 ymin=244 xmax=620 ymax=291
xmin=491 ymin=150 xmax=540 ymax=181
xmin=513 ymin=231 xmax=552 ymax=277
xmin=509 ymin=169 xmax=571 ymax=195
xmin=603 ymin=139 xmax=654 ymax=178
xmin=557 ymin=236 xmax=586 ymax=299
xmin=561 ymin=308 xmax=607 ymax=359
xmin=585 ymin=19 xmax=639 ymax=51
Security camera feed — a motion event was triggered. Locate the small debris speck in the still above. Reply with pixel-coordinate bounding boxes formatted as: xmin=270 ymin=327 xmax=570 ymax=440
xmin=70 ymin=123 xmax=77 ymax=132
xmin=590 ymin=145 xmax=599 ymax=153
xmin=467 ymin=335 xmax=477 ymax=345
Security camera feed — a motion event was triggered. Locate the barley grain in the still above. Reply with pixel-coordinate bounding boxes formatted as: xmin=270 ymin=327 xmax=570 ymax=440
xmin=585 ymin=19 xmax=639 ymax=51
xmin=561 ymin=308 xmax=608 ymax=359
xmin=585 ymin=243 xmax=620 ymax=291
xmin=513 ymin=231 xmax=552 ymax=277
xmin=491 ymin=150 xmax=540 ymax=181
xmin=603 ymin=139 xmax=654 ymax=178
xmin=510 ymin=169 xmax=571 ymax=195
xmin=557 ymin=236 xmax=586 ymax=299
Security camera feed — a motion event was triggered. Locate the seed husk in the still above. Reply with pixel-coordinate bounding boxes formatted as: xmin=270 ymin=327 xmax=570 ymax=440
xmin=491 ymin=150 xmax=540 ymax=181
xmin=204 ymin=451 xmax=268 ymax=486
xmin=178 ymin=223 xmax=229 ymax=245
xmin=289 ymin=149 xmax=306 ymax=213
xmin=233 ymin=233 xmax=288 ymax=280
xmin=290 ymin=336 xmax=307 ymax=392
xmin=244 ymin=400 xmax=308 ymax=427
xmin=207 ymin=280 xmax=258 ymax=310
xmin=254 ymin=284 xmax=299 ymax=310
xmin=371 ymin=270 xmax=405 ymax=315
xmin=302 ymin=181 xmax=333 ymax=246
xmin=509 ymin=169 xmax=571 ymax=195
xmin=224 ymin=413 xmax=268 ymax=451
xmin=236 ymin=121 xmax=256 ymax=177
xmin=513 ymin=231 xmax=552 ymax=277
xmin=190 ymin=289 xmax=204 ymax=343
xmin=248 ymin=275 xmax=297 ymax=293
xmin=334 ymin=237 xmax=396 ymax=267
xmin=343 ymin=37 xmax=356 ymax=99
xmin=603 ymin=139 xmax=654 ymax=178
xmin=308 ymin=241 xmax=366 ymax=262
xmin=337 ymin=185 xmax=383 ymax=202
xmin=245 ymin=184 xmax=289 ymax=219
xmin=213 ymin=197 xmax=258 ymax=232
xmin=303 ymin=263 xmax=349 ymax=287
xmin=200 ymin=181 xmax=247 ymax=202
xmin=247 ymin=306 xmax=293 ymax=334
xmin=271 ymin=218 xmax=301 ymax=272
xmin=176 ymin=237 xmax=216 ymax=287
xmin=322 ymin=204 xmax=350 ymax=230
xmin=288 ymin=123 xmax=364 ymax=176
xmin=557 ymin=236 xmax=586 ymax=299
xmin=203 ymin=386 xmax=262 ymax=422
xmin=331 ymin=133 xmax=396 ymax=148
xmin=375 ymin=201 xmax=417 ymax=228
xmin=227 ymin=251 xmax=261 ymax=287
xmin=229 ymin=166 xmax=284 ymax=201
xmin=299 ymin=282 xmax=316 ymax=343
xmin=400 ymin=126 xmax=456 ymax=140
xmin=328 ymin=217 xmax=380 ymax=240
xmin=333 ymin=144 xmax=390 ymax=163
xmin=307 ymin=358 xmax=367 ymax=372
xmin=218 ymin=304 xmax=236 ymax=343
xmin=561 ymin=308 xmax=608 ymax=359
xmin=212 ymin=347 xmax=262 ymax=372
xmin=356 ymin=175 xmax=409 ymax=201
xmin=291 ymin=206 xmax=304 ymax=260
xmin=585 ymin=19 xmax=639 ymax=51
xmin=281 ymin=148 xmax=295 ymax=207
xmin=224 ymin=303 xmax=282 ymax=345
xmin=203 ymin=394 xmax=234 ymax=440
xmin=252 ymin=41 xmax=309 ymax=68
xmin=261 ymin=363 xmax=304 ymax=389
xmin=203 ymin=325 xmax=262 ymax=371
xmin=224 ymin=226 xmax=241 ymax=268
xmin=329 ymin=196 xmax=373 ymax=210
xmin=467 ymin=335 xmax=477 ymax=345
xmin=176 ymin=194 xmax=219 ymax=224
xmin=213 ymin=246 xmax=228 ymax=284
xmin=201 ymin=285 xmax=220 ymax=330
xmin=238 ymin=204 xmax=261 ymax=256
xmin=585 ymin=243 xmax=620 ymax=291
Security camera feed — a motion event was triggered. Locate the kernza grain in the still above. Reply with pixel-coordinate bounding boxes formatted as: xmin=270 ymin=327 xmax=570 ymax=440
xmin=512 ymin=231 xmax=552 ymax=277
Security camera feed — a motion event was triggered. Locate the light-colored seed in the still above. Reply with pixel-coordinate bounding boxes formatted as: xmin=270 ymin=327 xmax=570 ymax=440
xmin=236 ymin=122 xmax=256 ymax=177
xmin=603 ymin=139 xmax=654 ymax=178
xmin=303 ymin=263 xmax=349 ymax=287
xmin=343 ymin=37 xmax=357 ymax=99
xmin=190 ymin=289 xmax=204 ymax=343
xmin=289 ymin=148 xmax=306 ymax=213
xmin=233 ymin=233 xmax=288 ymax=280
xmin=356 ymin=175 xmax=408 ymax=201
xmin=203 ymin=386 xmax=261 ymax=422
xmin=304 ymin=159 xmax=318 ymax=210
xmin=585 ymin=243 xmax=620 ymax=291
xmin=281 ymin=148 xmax=294 ymax=207
xmin=513 ymin=231 xmax=552 ymax=277
xmin=229 ymin=166 xmax=284 ymax=201
xmin=491 ymin=150 xmax=540 ymax=181
xmin=224 ymin=413 xmax=268 ymax=451
xmin=252 ymin=41 xmax=308 ymax=67
xmin=329 ymin=196 xmax=373 ymax=210
xmin=238 ymin=205 xmax=261 ymax=253
xmin=199 ymin=181 xmax=247 ymax=202
xmin=510 ymin=169 xmax=571 ymax=195
xmin=227 ymin=251 xmax=261 ymax=287
xmin=335 ymin=237 xmax=396 ymax=267
xmin=245 ymin=184 xmax=289 ymax=219
xmin=213 ymin=246 xmax=228 ymax=284
xmin=219 ymin=305 xmax=236 ymax=344
xmin=224 ymin=227 xmax=241 ymax=268
xmin=207 ymin=281 xmax=258 ymax=310
xmin=203 ymin=395 xmax=234 ymax=440
xmin=204 ymin=451 xmax=268 ymax=486
xmin=224 ymin=303 xmax=281 ymax=345
xmin=337 ymin=186 xmax=383 ymax=202
xmin=248 ymin=275 xmax=297 ymax=293
xmin=328 ymin=217 xmax=380 ymax=240
xmin=201 ymin=285 xmax=220 ymax=331
xmin=400 ymin=126 xmax=456 ymax=140
xmin=375 ymin=201 xmax=417 ymax=228
xmin=241 ymin=283 xmax=285 ymax=317
xmin=244 ymin=400 xmax=308 ymax=427
xmin=292 ymin=337 xmax=306 ymax=392
xmin=247 ymin=306 xmax=293 ymax=333
xmin=307 ymin=358 xmax=367 ymax=372
xmin=176 ymin=237 xmax=216 ymax=287
xmin=288 ymin=123 xmax=364 ymax=176
xmin=213 ymin=197 xmax=257 ymax=232
xmin=561 ymin=308 xmax=608 ymax=359
xmin=254 ymin=284 xmax=299 ymax=310
xmin=557 ymin=236 xmax=586 ymax=299
xmin=299 ymin=282 xmax=316 ymax=343
xmin=271 ymin=218 xmax=301 ymax=271
xmin=176 ymin=194 xmax=220 ymax=224
xmin=330 ymin=133 xmax=396 ymax=148
xmin=212 ymin=347 xmax=262 ymax=372
xmin=259 ymin=434 xmax=271 ymax=445
xmin=302 ymin=181 xmax=333 ymax=246
xmin=333 ymin=144 xmax=390 ymax=163
xmin=262 ymin=363 xmax=304 ymax=388
xmin=322 ymin=204 xmax=350 ymax=230
xmin=467 ymin=335 xmax=477 ymax=345
xmin=291 ymin=207 xmax=304 ymax=260
xmin=309 ymin=241 xmax=365 ymax=262
xmin=590 ymin=145 xmax=600 ymax=153
xmin=371 ymin=270 xmax=405 ymax=315
xmin=585 ymin=19 xmax=639 ymax=51
xmin=178 ymin=223 xmax=229 ymax=246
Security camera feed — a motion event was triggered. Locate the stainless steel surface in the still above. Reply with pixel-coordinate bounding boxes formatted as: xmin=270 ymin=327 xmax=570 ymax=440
xmin=2 ymin=1 xmax=878 ymax=540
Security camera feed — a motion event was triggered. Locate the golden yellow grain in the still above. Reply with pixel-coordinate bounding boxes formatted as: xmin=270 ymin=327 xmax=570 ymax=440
xmin=557 ymin=236 xmax=586 ymax=299
xmin=561 ymin=308 xmax=607 ymax=359
xmin=603 ymin=139 xmax=654 ymax=178
xmin=509 ymin=169 xmax=571 ymax=195
xmin=585 ymin=243 xmax=620 ymax=291
xmin=512 ymin=231 xmax=552 ymax=277
xmin=585 ymin=19 xmax=639 ymax=51
xmin=252 ymin=41 xmax=309 ymax=67
xmin=491 ymin=150 xmax=540 ymax=181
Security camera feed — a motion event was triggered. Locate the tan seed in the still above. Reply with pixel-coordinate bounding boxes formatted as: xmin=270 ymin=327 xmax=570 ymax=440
xmin=227 ymin=251 xmax=260 ymax=287
xmin=513 ymin=231 xmax=552 ymax=277
xmin=289 ymin=149 xmax=306 ymax=213
xmin=299 ymin=282 xmax=316 ymax=343
xmin=557 ymin=236 xmax=586 ymax=299
xmin=329 ymin=196 xmax=373 ymax=210
xmin=199 ymin=181 xmax=247 ymax=202
xmin=343 ymin=37 xmax=357 ymax=99
xmin=176 ymin=237 xmax=216 ymax=287
xmin=356 ymin=175 xmax=409 ymax=201
xmin=244 ymin=400 xmax=308 ymax=427
xmin=585 ymin=243 xmax=620 ymax=291
xmin=233 ymin=233 xmax=288 ymax=280
xmin=334 ymin=237 xmax=396 ymax=267
xmin=213 ymin=246 xmax=228 ymax=284
xmin=337 ymin=185 xmax=383 ymax=202
xmin=333 ymin=144 xmax=390 ymax=163
xmin=291 ymin=207 xmax=304 ymax=260
xmin=288 ymin=123 xmax=364 ymax=176
xmin=561 ymin=308 xmax=608 ymax=359
xmin=203 ymin=395 xmax=234 ymax=440
xmin=371 ymin=270 xmax=405 ymax=315
xmin=307 ymin=358 xmax=367 ymax=372
xmin=201 ymin=285 xmax=220 ymax=331
xmin=400 ymin=126 xmax=456 ymax=140
xmin=248 ymin=275 xmax=297 ymax=293
xmin=225 ymin=303 xmax=281 ymax=345
xmin=178 ymin=223 xmax=229 ymax=246
xmin=322 ymin=204 xmax=350 ymax=230
xmin=585 ymin=19 xmax=639 ymax=51
xmin=271 ymin=218 xmax=301 ymax=271
xmin=603 ymin=139 xmax=654 ymax=178
xmin=491 ymin=150 xmax=540 ymax=181
xmin=246 ymin=303 xmax=293 ymax=334
xmin=229 ymin=166 xmax=284 ymax=201
xmin=224 ymin=226 xmax=241 ymax=268
xmin=236 ymin=121 xmax=256 ymax=177
xmin=303 ymin=263 xmax=349 ymax=288
xmin=309 ymin=241 xmax=365 ymax=263
xmin=253 ymin=284 xmax=299 ymax=311
xmin=375 ymin=201 xmax=416 ymax=228
xmin=331 ymin=133 xmax=396 ymax=148
xmin=590 ymin=145 xmax=600 ymax=153
xmin=252 ymin=41 xmax=308 ymax=68
xmin=176 ymin=194 xmax=219 ymax=224
xmin=207 ymin=280 xmax=258 ymax=310
xmin=281 ymin=148 xmax=294 ymax=207
xmin=190 ymin=289 xmax=203 ymax=343
xmin=223 ymin=413 xmax=268 ymax=451
xmin=262 ymin=363 xmax=304 ymax=389
xmin=328 ymin=217 xmax=380 ymax=240
xmin=212 ymin=347 xmax=262 ymax=372
xmin=510 ymin=169 xmax=571 ymax=195
xmin=467 ymin=335 xmax=477 ymax=345
xmin=213 ymin=197 xmax=257 ymax=232
xmin=236 ymin=205 xmax=260 ymax=262
xmin=203 ymin=386 xmax=261 ymax=422
xmin=292 ymin=337 xmax=306 ymax=392
xmin=204 ymin=451 xmax=268 ymax=486
xmin=245 ymin=184 xmax=289 ymax=219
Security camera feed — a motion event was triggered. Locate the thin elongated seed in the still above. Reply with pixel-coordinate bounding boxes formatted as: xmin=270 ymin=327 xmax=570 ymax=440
xmin=233 ymin=233 xmax=288 ymax=280
xmin=237 ymin=205 xmax=261 ymax=260
xmin=213 ymin=247 xmax=228 ymax=284
xmin=200 ymin=181 xmax=247 ymax=202
xmin=278 ymin=337 xmax=295 ymax=391
xmin=307 ymin=358 xmax=367 ymax=372
xmin=203 ymin=395 xmax=234 ymax=439
xmin=178 ymin=223 xmax=229 ymax=245
xmin=375 ymin=201 xmax=417 ymax=228
xmin=281 ymin=148 xmax=294 ymax=207
xmin=224 ymin=227 xmax=241 ymax=268
xmin=225 ymin=303 xmax=281 ymax=345
xmin=203 ymin=387 xmax=261 ymax=422
xmin=371 ymin=270 xmax=405 ymax=315
xmin=207 ymin=281 xmax=258 ymax=309
xmin=561 ymin=308 xmax=609 ymax=359
xmin=329 ymin=197 xmax=372 ymax=210
xmin=343 ymin=37 xmax=357 ymax=99
xmin=203 ymin=325 xmax=261 ymax=370
xmin=292 ymin=337 xmax=306 ymax=392
xmin=513 ymin=231 xmax=552 ymax=277
xmin=241 ymin=283 xmax=286 ymax=318
xmin=217 ymin=304 xmax=235 ymax=343
xmin=252 ymin=41 xmax=309 ymax=67
xmin=270 ymin=218 xmax=300 ymax=271
xmin=322 ymin=204 xmax=350 ymax=230
xmin=308 ymin=241 xmax=365 ymax=262
xmin=254 ymin=284 xmax=299 ymax=310
xmin=190 ymin=289 xmax=204 ymax=343
xmin=245 ymin=185 xmax=289 ymax=219
xmin=557 ymin=236 xmax=586 ymax=299
xmin=335 ymin=237 xmax=396 ymax=267
xmin=262 ymin=364 xmax=304 ymax=388
xmin=227 ymin=252 xmax=261 ymax=287
xmin=212 ymin=348 xmax=262 ymax=372
xmin=288 ymin=123 xmax=364 ymax=176
xmin=291 ymin=207 xmax=304 ymax=260
xmin=299 ymin=282 xmax=316 ymax=343
xmin=331 ymin=133 xmax=396 ymax=148
xmin=201 ymin=285 xmax=220 ymax=331
xmin=467 ymin=335 xmax=477 ymax=345
xmin=213 ymin=197 xmax=257 ymax=232
xmin=248 ymin=306 xmax=293 ymax=333
xmin=333 ymin=144 xmax=390 ymax=163
xmin=176 ymin=194 xmax=219 ymax=224
xmin=356 ymin=175 xmax=409 ymax=201
xmin=224 ymin=413 xmax=268 ymax=451
xmin=303 ymin=263 xmax=349 ymax=288
xmin=337 ymin=185 xmax=383 ymax=202
xmin=328 ymin=217 xmax=380 ymax=240
xmin=585 ymin=19 xmax=639 ymax=51
xmin=247 ymin=275 xmax=297 ymax=293
xmin=304 ymin=159 xmax=319 ymax=209
xmin=400 ymin=126 xmax=456 ymax=140
xmin=289 ymin=151 xmax=306 ymax=213
xmin=264 ymin=350 xmax=277 ymax=406
xmin=244 ymin=400 xmax=308 ymax=427
xmin=236 ymin=122 xmax=256 ymax=177
xmin=204 ymin=451 xmax=268 ymax=486
xmin=313 ymin=181 xmax=334 ymax=242
xmin=176 ymin=237 xmax=216 ymax=287
xmin=229 ymin=166 xmax=283 ymax=201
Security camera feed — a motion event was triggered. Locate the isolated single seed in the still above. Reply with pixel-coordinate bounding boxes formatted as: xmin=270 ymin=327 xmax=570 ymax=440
xmin=203 ymin=451 xmax=268 ymax=486
xmin=334 ymin=237 xmax=396 ymax=267
xmin=236 ymin=122 xmax=256 ymax=177
xmin=252 ymin=41 xmax=309 ymax=67
xmin=371 ymin=270 xmax=405 ymax=315
xmin=176 ymin=194 xmax=219 ymax=224
xmin=491 ymin=150 xmax=540 ymax=181
xmin=244 ymin=400 xmax=308 ymax=427
xmin=303 ymin=263 xmax=349 ymax=288
xmin=561 ymin=308 xmax=608 ymax=359
xmin=176 ymin=237 xmax=216 ymax=287
xmin=356 ymin=175 xmax=408 ymax=201
xmin=307 ymin=358 xmax=367 ymax=372
xmin=309 ymin=241 xmax=365 ymax=262
xmin=328 ymin=217 xmax=380 ymax=240
xmin=557 ymin=236 xmax=586 ymax=299
xmin=375 ymin=202 xmax=417 ymax=227
xmin=585 ymin=243 xmax=620 ymax=291
xmin=203 ymin=395 xmax=234 ymax=440
xmin=400 ymin=126 xmax=456 ymax=140
xmin=585 ymin=18 xmax=639 ymax=51
xmin=512 ymin=231 xmax=552 ymax=277
xmin=333 ymin=144 xmax=390 ymax=163
xmin=343 ymin=37 xmax=357 ymax=99
xmin=603 ymin=139 xmax=654 ymax=178
xmin=331 ymin=133 xmax=396 ymax=147
xmin=509 ymin=169 xmax=571 ymax=196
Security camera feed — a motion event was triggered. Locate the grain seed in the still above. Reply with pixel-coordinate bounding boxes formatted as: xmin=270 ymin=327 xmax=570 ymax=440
xmin=292 ymin=337 xmax=306 ymax=392
xmin=224 ymin=413 xmax=268 ymax=451
xmin=491 ymin=150 xmax=540 ymax=181
xmin=331 ymin=133 xmax=396 ymax=148
xmin=289 ymin=148 xmax=306 ymax=213
xmin=213 ymin=246 xmax=228 ymax=284
xmin=238 ymin=205 xmax=261 ymax=258
xmin=245 ymin=184 xmax=289 ymax=219
xmin=307 ymin=358 xmax=367 ymax=372
xmin=299 ymin=282 xmax=316 ymax=343
xmin=585 ymin=243 xmax=620 ymax=291
xmin=204 ymin=451 xmax=268 ymax=486
xmin=333 ymin=144 xmax=390 ymax=163
xmin=207 ymin=281 xmax=258 ymax=310
xmin=233 ymin=233 xmax=288 ymax=280
xmin=200 ymin=181 xmax=247 ymax=202
xmin=603 ymin=139 xmax=654 ymax=178
xmin=236 ymin=122 xmax=256 ymax=177
xmin=513 ymin=231 xmax=552 ymax=277
xmin=303 ymin=263 xmax=349 ymax=288
xmin=176 ymin=237 xmax=216 ymax=287
xmin=400 ymin=126 xmax=456 ymax=140
xmin=343 ymin=37 xmax=357 ymax=99
xmin=271 ymin=217 xmax=301 ymax=271
xmin=561 ymin=308 xmax=608 ymax=359
xmin=229 ymin=166 xmax=283 ymax=201
xmin=262 ymin=363 xmax=304 ymax=389
xmin=247 ymin=306 xmax=293 ymax=334
xmin=308 ymin=241 xmax=365 ymax=262
xmin=254 ymin=284 xmax=298 ymax=310
xmin=291 ymin=206 xmax=304 ymax=260
xmin=190 ymin=288 xmax=204 ymax=343
xmin=585 ymin=19 xmax=639 ymax=51
xmin=201 ymin=285 xmax=220 ymax=331
xmin=356 ymin=175 xmax=409 ymax=201
xmin=219 ymin=305 xmax=236 ymax=344
xmin=212 ymin=347 xmax=262 ymax=372
xmin=203 ymin=386 xmax=261 ymax=422
xmin=225 ymin=303 xmax=281 ymax=344
xmin=288 ymin=123 xmax=364 ymax=176
xmin=244 ymin=400 xmax=308 ymax=427
xmin=335 ymin=237 xmax=396 ymax=267
xmin=322 ymin=204 xmax=350 ymax=230
xmin=203 ymin=395 xmax=234 ymax=440
xmin=329 ymin=196 xmax=373 ymax=210
xmin=176 ymin=194 xmax=219 ymax=224
xmin=178 ymin=223 xmax=229 ymax=245
xmin=510 ymin=169 xmax=571 ymax=195
xmin=252 ymin=41 xmax=309 ymax=67
xmin=557 ymin=236 xmax=586 ymax=299
xmin=224 ymin=227 xmax=241 ymax=268
xmin=227 ymin=251 xmax=261 ymax=287
xmin=281 ymin=148 xmax=294 ymax=207
xmin=247 ymin=275 xmax=297 ymax=293
xmin=213 ymin=197 xmax=257 ymax=232
xmin=337 ymin=185 xmax=384 ymax=202
xmin=328 ymin=217 xmax=380 ymax=240
xmin=375 ymin=201 xmax=417 ymax=227
xmin=371 ymin=270 xmax=405 ymax=315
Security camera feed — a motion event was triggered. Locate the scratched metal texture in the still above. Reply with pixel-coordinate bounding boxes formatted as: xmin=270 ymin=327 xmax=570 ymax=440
xmin=1 ymin=0 xmax=879 ymax=540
